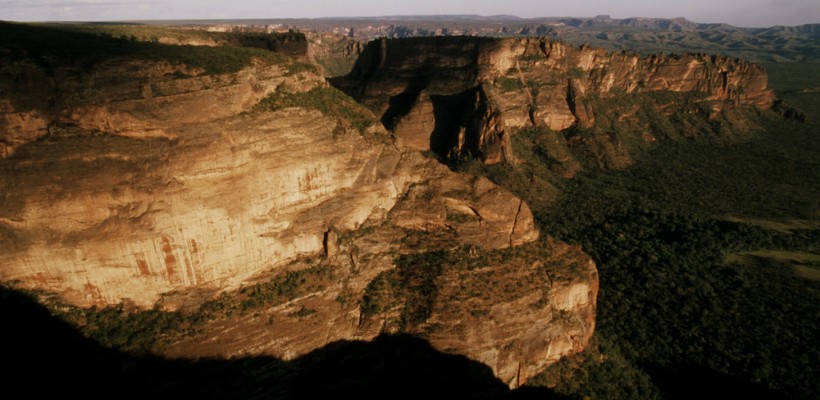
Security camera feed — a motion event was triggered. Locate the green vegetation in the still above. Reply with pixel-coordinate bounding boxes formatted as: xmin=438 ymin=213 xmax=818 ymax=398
xmin=359 ymin=241 xmax=590 ymax=334
xmin=238 ymin=266 xmax=333 ymax=310
xmin=55 ymin=303 xmax=186 ymax=355
xmin=315 ymin=56 xmax=357 ymax=78
xmin=518 ymin=53 xmax=543 ymax=63
xmin=533 ymin=177 xmax=819 ymax=398
xmin=559 ymin=24 xmax=820 ymax=63
xmin=46 ymin=264 xmax=335 ymax=355
xmin=495 ymin=76 xmax=524 ymax=92
xmin=529 ymin=335 xmax=661 ymax=399
xmin=288 ymin=305 xmax=318 ymax=318
xmin=360 ymin=251 xmax=447 ymax=329
xmin=568 ymin=66 xmax=585 ymax=79
xmin=499 ymin=76 xmax=819 ymax=398
xmin=394 ymin=252 xmax=446 ymax=326
xmin=60 ymin=23 xmax=216 ymax=44
xmin=256 ymin=87 xmax=376 ymax=134
xmin=764 ymin=62 xmax=820 ymax=119
xmin=4 ymin=22 xmax=817 ymax=397
xmin=0 ymin=22 xmax=299 ymax=75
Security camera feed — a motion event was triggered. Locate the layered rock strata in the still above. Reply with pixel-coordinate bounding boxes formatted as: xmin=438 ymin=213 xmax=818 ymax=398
xmin=0 ymin=32 xmax=596 ymax=387
xmin=332 ymin=36 xmax=775 ymax=163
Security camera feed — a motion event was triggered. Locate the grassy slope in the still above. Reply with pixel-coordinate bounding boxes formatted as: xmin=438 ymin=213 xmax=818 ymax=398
xmin=522 ymin=63 xmax=820 ymax=399
xmin=255 ymin=86 xmax=376 ymax=134
xmin=0 ymin=22 xmax=302 ymax=74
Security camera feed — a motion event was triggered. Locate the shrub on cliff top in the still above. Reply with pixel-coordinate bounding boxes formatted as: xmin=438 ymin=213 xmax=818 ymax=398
xmin=257 ymin=87 xmax=376 ymax=134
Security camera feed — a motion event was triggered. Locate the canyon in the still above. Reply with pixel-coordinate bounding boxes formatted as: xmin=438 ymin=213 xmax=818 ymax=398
xmin=0 ymin=23 xmax=779 ymax=388
xmin=332 ymin=36 xmax=774 ymax=170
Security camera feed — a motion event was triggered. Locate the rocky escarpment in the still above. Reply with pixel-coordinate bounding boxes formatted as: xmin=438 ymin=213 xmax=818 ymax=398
xmin=223 ymin=30 xmax=310 ymax=61
xmin=0 ymin=25 xmax=594 ymax=388
xmin=0 ymin=58 xmax=311 ymax=157
xmin=161 ymin=214 xmax=594 ymax=389
xmin=304 ymin=31 xmax=365 ymax=77
xmin=332 ymin=36 xmax=776 ymax=167
xmin=0 ymin=54 xmax=537 ymax=308
xmin=356 ymin=239 xmax=598 ymax=387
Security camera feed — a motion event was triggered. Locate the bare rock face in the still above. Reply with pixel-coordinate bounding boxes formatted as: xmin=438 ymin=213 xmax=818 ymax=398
xmin=566 ymin=79 xmax=595 ymax=129
xmin=0 ymin=54 xmax=537 ymax=308
xmin=415 ymin=242 xmax=598 ymax=388
xmin=332 ymin=36 xmax=776 ymax=167
xmin=161 ymin=223 xmax=589 ymax=389
xmin=332 ymin=37 xmax=516 ymax=164
xmin=392 ymin=90 xmax=436 ymax=150
xmin=160 ymin=152 xmax=549 ymax=362
xmin=0 ymin=57 xmax=321 ymax=157
xmin=0 ymin=56 xmax=344 ymax=307
xmin=3 ymin=30 xmax=778 ymax=390
xmin=0 ymin=32 xmax=593 ymax=389
xmin=386 ymin=155 xmax=538 ymax=248
xmin=304 ymin=31 xmax=365 ymax=77
xmin=352 ymin=239 xmax=598 ymax=388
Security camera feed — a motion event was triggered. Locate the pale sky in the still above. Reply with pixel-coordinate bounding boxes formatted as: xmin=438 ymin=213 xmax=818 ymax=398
xmin=1 ymin=0 xmax=818 ymax=27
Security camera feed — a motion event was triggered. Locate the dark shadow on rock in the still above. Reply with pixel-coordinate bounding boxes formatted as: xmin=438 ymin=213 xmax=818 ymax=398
xmin=0 ymin=286 xmax=136 ymax=398
xmin=380 ymin=77 xmax=430 ymax=130
xmin=430 ymin=86 xmax=484 ymax=160
xmin=0 ymin=286 xmax=564 ymax=400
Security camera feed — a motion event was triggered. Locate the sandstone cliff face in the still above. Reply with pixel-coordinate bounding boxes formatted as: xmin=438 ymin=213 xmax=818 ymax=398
xmin=332 ymin=36 xmax=775 ymax=166
xmin=0 ymin=54 xmax=540 ymax=308
xmin=161 ymin=229 xmax=593 ymax=389
xmin=333 ymin=37 xmax=517 ymax=164
xmin=358 ymin=239 xmax=598 ymax=388
xmin=414 ymin=244 xmax=597 ymax=388
xmin=224 ymin=31 xmax=311 ymax=62
xmin=0 ymin=57 xmax=318 ymax=157
xmin=304 ymin=31 xmax=365 ymax=77
xmin=0 ymin=32 xmax=595 ymax=388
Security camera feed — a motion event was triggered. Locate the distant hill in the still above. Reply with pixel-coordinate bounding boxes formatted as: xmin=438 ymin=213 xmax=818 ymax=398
xmin=316 ymin=14 xmax=523 ymax=21
xmin=138 ymin=15 xmax=820 ymax=63
xmin=549 ymin=16 xmax=820 ymax=63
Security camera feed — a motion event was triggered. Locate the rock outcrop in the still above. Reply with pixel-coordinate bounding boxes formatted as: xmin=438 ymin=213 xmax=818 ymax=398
xmin=357 ymin=239 xmax=598 ymax=387
xmin=161 ymin=230 xmax=593 ymax=389
xmin=159 ymin=159 xmax=598 ymax=387
xmin=0 ymin=26 xmax=594 ymax=388
xmin=304 ymin=31 xmax=365 ymax=77
xmin=332 ymin=36 xmax=776 ymax=166
xmin=0 ymin=56 xmax=317 ymax=157
xmin=0 ymin=54 xmax=539 ymax=308
xmin=224 ymin=30 xmax=311 ymax=61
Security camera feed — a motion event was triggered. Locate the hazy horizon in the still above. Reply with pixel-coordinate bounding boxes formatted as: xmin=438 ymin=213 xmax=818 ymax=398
xmin=1 ymin=0 xmax=819 ymax=28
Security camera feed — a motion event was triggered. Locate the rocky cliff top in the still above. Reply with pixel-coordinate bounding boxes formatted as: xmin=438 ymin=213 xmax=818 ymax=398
xmin=332 ymin=36 xmax=776 ymax=168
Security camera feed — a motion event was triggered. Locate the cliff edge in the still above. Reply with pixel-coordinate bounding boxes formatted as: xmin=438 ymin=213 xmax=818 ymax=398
xmin=0 ymin=24 xmax=593 ymax=387
xmin=332 ymin=36 xmax=776 ymax=169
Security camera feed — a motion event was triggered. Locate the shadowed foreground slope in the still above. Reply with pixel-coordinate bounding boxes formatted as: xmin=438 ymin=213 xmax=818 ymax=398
xmin=1 ymin=286 xmax=569 ymax=399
